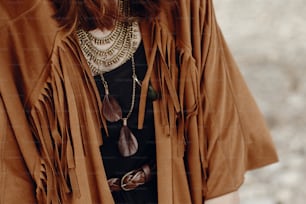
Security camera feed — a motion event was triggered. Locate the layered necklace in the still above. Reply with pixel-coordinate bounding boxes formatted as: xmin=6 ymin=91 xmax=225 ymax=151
xmin=76 ymin=0 xmax=141 ymax=73
xmin=77 ymin=0 xmax=145 ymax=157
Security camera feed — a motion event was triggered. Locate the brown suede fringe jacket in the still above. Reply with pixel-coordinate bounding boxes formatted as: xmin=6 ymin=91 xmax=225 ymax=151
xmin=0 ymin=0 xmax=278 ymax=203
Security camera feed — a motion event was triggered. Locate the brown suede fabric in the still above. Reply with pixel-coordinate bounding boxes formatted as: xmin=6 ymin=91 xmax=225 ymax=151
xmin=0 ymin=0 xmax=278 ymax=203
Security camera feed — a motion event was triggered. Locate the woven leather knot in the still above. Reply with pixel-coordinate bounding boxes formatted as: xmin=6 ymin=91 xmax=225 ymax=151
xmin=107 ymin=164 xmax=152 ymax=192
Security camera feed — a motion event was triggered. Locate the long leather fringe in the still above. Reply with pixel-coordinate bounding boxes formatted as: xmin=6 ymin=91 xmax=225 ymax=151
xmin=27 ymin=35 xmax=103 ymax=203
xmin=146 ymin=20 xmax=208 ymax=201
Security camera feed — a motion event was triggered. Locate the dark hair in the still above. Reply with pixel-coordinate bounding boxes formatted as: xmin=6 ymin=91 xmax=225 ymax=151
xmin=52 ymin=0 xmax=162 ymax=31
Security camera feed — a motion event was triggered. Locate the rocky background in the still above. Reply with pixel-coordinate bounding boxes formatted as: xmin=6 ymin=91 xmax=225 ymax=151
xmin=213 ymin=0 xmax=306 ymax=203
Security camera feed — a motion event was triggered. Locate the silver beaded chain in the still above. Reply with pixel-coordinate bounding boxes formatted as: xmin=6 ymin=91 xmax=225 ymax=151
xmin=122 ymin=55 xmax=137 ymax=123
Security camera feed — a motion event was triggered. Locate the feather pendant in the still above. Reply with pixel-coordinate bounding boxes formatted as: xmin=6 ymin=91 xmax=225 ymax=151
xmin=118 ymin=119 xmax=138 ymax=157
xmin=147 ymin=84 xmax=159 ymax=101
xmin=102 ymin=94 xmax=122 ymax=122
xmin=133 ymin=76 xmax=159 ymax=101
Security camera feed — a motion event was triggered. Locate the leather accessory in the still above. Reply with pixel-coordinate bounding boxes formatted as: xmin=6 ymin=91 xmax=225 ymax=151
xmin=100 ymin=56 xmax=138 ymax=157
xmin=107 ymin=164 xmax=153 ymax=192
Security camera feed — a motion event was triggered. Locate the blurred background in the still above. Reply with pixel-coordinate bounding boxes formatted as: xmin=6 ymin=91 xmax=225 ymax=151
xmin=213 ymin=0 xmax=306 ymax=203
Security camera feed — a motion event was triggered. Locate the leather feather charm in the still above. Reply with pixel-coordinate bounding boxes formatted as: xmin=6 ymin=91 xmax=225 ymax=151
xmin=102 ymin=94 xmax=122 ymax=122
xmin=118 ymin=119 xmax=138 ymax=157
xmin=147 ymin=84 xmax=159 ymax=101
xmin=133 ymin=76 xmax=159 ymax=101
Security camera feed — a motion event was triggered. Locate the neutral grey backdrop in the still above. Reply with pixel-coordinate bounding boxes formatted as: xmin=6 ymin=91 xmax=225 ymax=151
xmin=213 ymin=0 xmax=306 ymax=203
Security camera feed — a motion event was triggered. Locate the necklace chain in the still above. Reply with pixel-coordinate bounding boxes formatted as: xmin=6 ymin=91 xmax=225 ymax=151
xmin=126 ymin=55 xmax=137 ymax=120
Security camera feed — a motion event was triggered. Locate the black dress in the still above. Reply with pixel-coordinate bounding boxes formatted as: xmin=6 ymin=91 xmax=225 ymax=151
xmin=94 ymin=43 xmax=158 ymax=204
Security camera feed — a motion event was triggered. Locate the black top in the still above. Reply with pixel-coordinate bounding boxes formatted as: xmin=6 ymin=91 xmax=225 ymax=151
xmin=94 ymin=43 xmax=157 ymax=204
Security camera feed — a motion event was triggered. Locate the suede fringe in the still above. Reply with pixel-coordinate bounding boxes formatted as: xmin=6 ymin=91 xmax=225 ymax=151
xmin=27 ymin=34 xmax=103 ymax=204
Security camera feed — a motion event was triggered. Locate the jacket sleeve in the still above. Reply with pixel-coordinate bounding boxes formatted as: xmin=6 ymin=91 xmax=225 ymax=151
xmin=0 ymin=2 xmax=40 ymax=202
xmin=196 ymin=0 xmax=278 ymax=199
xmin=0 ymin=1 xmax=57 ymax=203
xmin=0 ymin=96 xmax=37 ymax=204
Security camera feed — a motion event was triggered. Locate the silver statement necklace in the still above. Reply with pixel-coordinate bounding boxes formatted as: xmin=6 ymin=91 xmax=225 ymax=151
xmin=77 ymin=0 xmax=141 ymax=157
xmin=76 ymin=0 xmax=141 ymax=74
